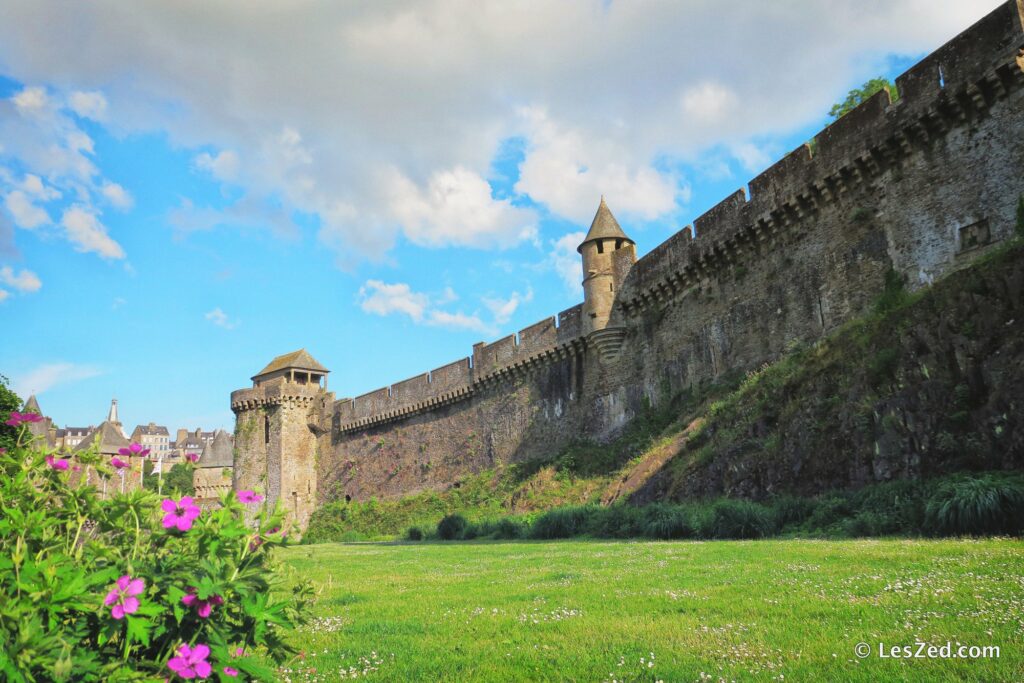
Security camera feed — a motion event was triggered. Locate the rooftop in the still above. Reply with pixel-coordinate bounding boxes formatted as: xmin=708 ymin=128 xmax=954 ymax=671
xmin=253 ymin=348 xmax=329 ymax=379
xmin=577 ymin=197 xmax=633 ymax=252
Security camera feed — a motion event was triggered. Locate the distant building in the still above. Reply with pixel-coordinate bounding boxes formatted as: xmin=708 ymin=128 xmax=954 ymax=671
xmin=173 ymin=427 xmax=216 ymax=460
xmin=193 ymin=429 xmax=235 ymax=506
xmin=130 ymin=422 xmax=172 ymax=467
xmin=74 ymin=419 xmax=139 ymax=497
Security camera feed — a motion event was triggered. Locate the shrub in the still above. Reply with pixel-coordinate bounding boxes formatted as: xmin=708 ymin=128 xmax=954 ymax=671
xmin=842 ymin=511 xmax=894 ymax=537
xmin=529 ymin=506 xmax=592 ymax=540
xmin=494 ymin=517 xmax=526 ymax=540
xmin=0 ymin=421 xmax=310 ymax=681
xmin=405 ymin=526 xmax=424 ymax=541
xmin=641 ymin=504 xmax=695 ymax=539
xmin=704 ymin=499 xmax=776 ymax=539
xmin=924 ymin=473 xmax=1024 ymax=536
xmin=805 ymin=495 xmax=853 ymax=532
xmin=437 ymin=514 xmax=469 ymax=540
xmin=587 ymin=505 xmax=645 ymax=538
xmin=770 ymin=495 xmax=816 ymax=530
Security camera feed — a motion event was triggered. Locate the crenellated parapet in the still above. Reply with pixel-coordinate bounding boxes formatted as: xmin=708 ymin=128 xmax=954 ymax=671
xmin=617 ymin=0 xmax=1024 ymax=318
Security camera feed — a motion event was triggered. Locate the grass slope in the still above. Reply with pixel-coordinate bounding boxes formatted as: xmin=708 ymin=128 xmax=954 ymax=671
xmin=276 ymin=539 xmax=1023 ymax=682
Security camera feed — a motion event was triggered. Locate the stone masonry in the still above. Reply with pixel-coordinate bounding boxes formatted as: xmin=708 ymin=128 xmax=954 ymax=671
xmin=233 ymin=1 xmax=1024 ymax=532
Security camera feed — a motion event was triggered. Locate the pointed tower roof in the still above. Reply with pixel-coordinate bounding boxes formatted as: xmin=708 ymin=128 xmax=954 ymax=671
xmin=107 ymin=398 xmax=120 ymax=424
xmin=577 ymin=197 xmax=633 ymax=253
xmin=74 ymin=420 xmax=131 ymax=455
xmin=197 ymin=429 xmax=234 ymax=468
xmin=23 ymin=395 xmax=42 ymax=414
xmin=253 ymin=349 xmax=329 ymax=380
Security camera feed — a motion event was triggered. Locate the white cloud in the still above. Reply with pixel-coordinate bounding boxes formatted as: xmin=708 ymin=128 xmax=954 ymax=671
xmin=194 ymin=149 xmax=240 ymax=182
xmin=552 ymin=231 xmax=586 ymax=295
xmin=0 ymin=0 xmax=999 ymax=262
xmin=19 ymin=174 xmax=60 ymax=200
xmin=12 ymin=86 xmax=48 ymax=114
xmin=386 ymin=166 xmax=536 ymax=249
xmin=101 ymin=181 xmax=134 ymax=210
xmin=0 ymin=265 xmax=41 ymax=292
xmin=426 ymin=310 xmax=492 ymax=335
xmin=12 ymin=362 xmax=102 ymax=396
xmin=68 ymin=90 xmax=108 ymax=120
xmin=204 ymin=307 xmax=238 ymax=329
xmin=359 ymin=280 xmax=429 ymax=321
xmin=483 ymin=288 xmax=533 ymax=325
xmin=60 ymin=205 xmax=125 ymax=259
xmin=359 ymin=280 xmax=539 ymax=336
xmin=680 ymin=82 xmax=739 ymax=123
xmin=4 ymin=190 xmax=50 ymax=228
xmin=516 ymin=107 xmax=682 ymax=225
xmin=0 ymin=288 xmax=8 ymax=302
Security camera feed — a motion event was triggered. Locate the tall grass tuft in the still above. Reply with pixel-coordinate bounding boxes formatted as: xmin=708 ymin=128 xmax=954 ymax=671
xmin=924 ymin=473 xmax=1024 ymax=536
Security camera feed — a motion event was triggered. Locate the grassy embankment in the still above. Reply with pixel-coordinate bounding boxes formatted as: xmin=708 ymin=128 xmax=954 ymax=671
xmin=275 ymin=538 xmax=1024 ymax=682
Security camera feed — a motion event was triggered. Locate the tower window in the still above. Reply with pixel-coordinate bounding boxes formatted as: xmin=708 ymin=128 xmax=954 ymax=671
xmin=264 ymin=415 xmax=270 ymax=445
xmin=615 ymin=239 xmax=623 ymax=250
xmin=596 ymin=240 xmax=605 ymax=254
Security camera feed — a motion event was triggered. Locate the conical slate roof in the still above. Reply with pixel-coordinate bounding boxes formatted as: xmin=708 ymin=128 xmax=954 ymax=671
xmin=74 ymin=420 xmax=131 ymax=455
xmin=197 ymin=429 xmax=234 ymax=468
xmin=23 ymin=395 xmax=42 ymax=414
xmin=253 ymin=349 xmax=329 ymax=379
xmin=577 ymin=197 xmax=633 ymax=253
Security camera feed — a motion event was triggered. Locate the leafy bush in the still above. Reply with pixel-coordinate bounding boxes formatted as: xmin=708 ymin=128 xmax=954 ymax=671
xmin=437 ymin=514 xmax=469 ymax=540
xmin=805 ymin=495 xmax=853 ymax=532
xmin=405 ymin=526 xmax=424 ymax=541
xmin=0 ymin=421 xmax=310 ymax=681
xmin=924 ymin=473 xmax=1024 ymax=535
xmin=586 ymin=505 xmax=645 ymax=538
xmin=770 ymin=495 xmax=816 ymax=529
xmin=493 ymin=517 xmax=526 ymax=540
xmin=641 ymin=504 xmax=695 ymax=539
xmin=529 ymin=506 xmax=593 ymax=540
xmin=703 ymin=499 xmax=776 ymax=539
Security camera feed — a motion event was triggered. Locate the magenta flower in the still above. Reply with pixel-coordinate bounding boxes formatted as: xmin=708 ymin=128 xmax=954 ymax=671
xmin=5 ymin=411 xmax=44 ymax=427
xmin=181 ymin=586 xmax=224 ymax=618
xmin=104 ymin=575 xmax=144 ymax=620
xmin=167 ymin=643 xmax=212 ymax=679
xmin=223 ymin=667 xmax=239 ymax=677
xmin=236 ymin=490 xmax=264 ymax=504
xmin=185 ymin=452 xmax=199 ymax=463
xmin=45 ymin=454 xmax=70 ymax=471
xmin=111 ymin=457 xmax=130 ymax=469
xmin=161 ymin=496 xmax=201 ymax=531
xmin=119 ymin=442 xmax=151 ymax=458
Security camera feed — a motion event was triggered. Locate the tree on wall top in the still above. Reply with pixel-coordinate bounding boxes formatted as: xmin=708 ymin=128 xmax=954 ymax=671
xmin=829 ymin=77 xmax=899 ymax=119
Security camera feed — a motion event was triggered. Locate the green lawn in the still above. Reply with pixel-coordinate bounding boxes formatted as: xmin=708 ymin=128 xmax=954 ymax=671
xmin=275 ymin=539 xmax=1023 ymax=682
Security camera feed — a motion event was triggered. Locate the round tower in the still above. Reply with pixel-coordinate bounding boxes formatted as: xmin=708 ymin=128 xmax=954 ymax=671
xmin=578 ymin=197 xmax=637 ymax=337
xmin=231 ymin=349 xmax=333 ymax=533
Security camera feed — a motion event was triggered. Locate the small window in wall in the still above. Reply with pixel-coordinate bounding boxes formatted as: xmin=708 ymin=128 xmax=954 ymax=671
xmin=596 ymin=240 xmax=605 ymax=254
xmin=615 ymin=238 xmax=623 ymax=250
xmin=264 ymin=415 xmax=270 ymax=445
xmin=958 ymin=219 xmax=990 ymax=252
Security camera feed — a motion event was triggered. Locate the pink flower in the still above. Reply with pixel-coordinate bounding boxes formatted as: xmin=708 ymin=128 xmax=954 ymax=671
xmin=111 ymin=457 xmax=130 ymax=469
xmin=248 ymin=534 xmax=264 ymax=552
xmin=119 ymin=442 xmax=151 ymax=458
xmin=45 ymin=454 xmax=69 ymax=471
xmin=236 ymin=490 xmax=264 ymax=504
xmin=223 ymin=667 xmax=239 ymax=677
xmin=185 ymin=452 xmax=199 ymax=463
xmin=5 ymin=411 xmax=44 ymax=427
xmin=167 ymin=643 xmax=212 ymax=679
xmin=104 ymin=575 xmax=144 ymax=620
xmin=161 ymin=496 xmax=201 ymax=532
xmin=72 ymin=464 xmax=81 ymax=472
xmin=181 ymin=586 xmax=224 ymax=618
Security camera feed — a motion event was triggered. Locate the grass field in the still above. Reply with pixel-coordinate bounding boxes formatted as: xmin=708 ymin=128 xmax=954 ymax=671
xmin=274 ymin=538 xmax=1023 ymax=682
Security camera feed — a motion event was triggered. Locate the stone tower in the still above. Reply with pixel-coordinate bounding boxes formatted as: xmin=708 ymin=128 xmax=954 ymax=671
xmin=578 ymin=197 xmax=637 ymax=358
xmin=230 ymin=349 xmax=333 ymax=532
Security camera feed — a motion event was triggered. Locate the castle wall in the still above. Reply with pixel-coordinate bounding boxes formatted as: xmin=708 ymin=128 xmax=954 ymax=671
xmin=233 ymin=1 xmax=1024 ymax=526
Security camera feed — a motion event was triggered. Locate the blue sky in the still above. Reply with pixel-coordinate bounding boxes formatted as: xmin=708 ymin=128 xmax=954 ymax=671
xmin=0 ymin=1 xmax=1000 ymax=432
